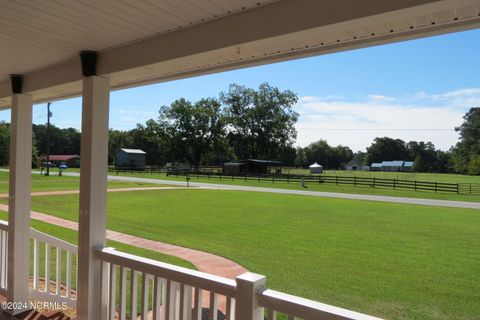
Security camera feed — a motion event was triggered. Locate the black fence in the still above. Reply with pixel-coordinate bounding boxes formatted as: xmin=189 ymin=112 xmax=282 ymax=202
xmin=168 ymin=171 xmax=480 ymax=195
xmin=107 ymin=167 xmax=480 ymax=195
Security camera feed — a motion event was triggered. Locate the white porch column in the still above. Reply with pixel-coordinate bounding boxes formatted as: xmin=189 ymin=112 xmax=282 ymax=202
xmin=77 ymin=75 xmax=110 ymax=320
xmin=7 ymin=93 xmax=33 ymax=315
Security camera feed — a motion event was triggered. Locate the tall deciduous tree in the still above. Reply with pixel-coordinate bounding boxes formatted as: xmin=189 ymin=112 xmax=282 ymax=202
xmin=365 ymin=137 xmax=408 ymax=164
xmin=453 ymin=107 xmax=480 ymax=173
xmin=159 ymin=97 xmax=228 ymax=167
xmin=221 ymin=83 xmax=299 ymax=160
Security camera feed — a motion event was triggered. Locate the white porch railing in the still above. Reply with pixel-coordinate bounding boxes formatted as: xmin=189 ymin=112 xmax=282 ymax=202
xmin=0 ymin=220 xmax=78 ymax=308
xmin=0 ymin=220 xmax=382 ymax=320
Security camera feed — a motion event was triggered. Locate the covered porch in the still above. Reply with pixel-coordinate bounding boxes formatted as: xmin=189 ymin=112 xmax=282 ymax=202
xmin=0 ymin=1 xmax=479 ymax=319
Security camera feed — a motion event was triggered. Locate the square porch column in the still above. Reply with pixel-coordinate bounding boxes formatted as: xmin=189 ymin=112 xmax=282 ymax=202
xmin=76 ymin=75 xmax=110 ymax=320
xmin=7 ymin=93 xmax=33 ymax=315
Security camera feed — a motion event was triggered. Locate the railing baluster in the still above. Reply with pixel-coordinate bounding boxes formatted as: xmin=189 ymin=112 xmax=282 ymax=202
xmin=153 ymin=276 xmax=161 ymax=320
xmin=160 ymin=278 xmax=167 ymax=319
xmin=0 ymin=231 xmax=3 ymax=289
xmin=130 ymin=270 xmax=138 ymax=320
xmin=180 ymin=284 xmax=192 ymax=320
xmin=55 ymin=247 xmax=61 ymax=295
xmin=209 ymin=291 xmax=218 ymax=320
xmin=141 ymin=272 xmax=148 ymax=320
xmin=119 ymin=266 xmax=127 ymax=320
xmin=226 ymin=297 xmax=232 ymax=320
xmin=194 ymin=287 xmax=203 ymax=320
xmin=66 ymin=251 xmax=71 ymax=298
xmin=166 ymin=280 xmax=176 ymax=320
xmin=100 ymin=261 xmax=110 ymax=320
xmin=33 ymin=239 xmax=39 ymax=291
xmin=45 ymin=243 xmax=50 ymax=293
xmin=109 ymin=264 xmax=117 ymax=320
xmin=268 ymin=309 xmax=276 ymax=320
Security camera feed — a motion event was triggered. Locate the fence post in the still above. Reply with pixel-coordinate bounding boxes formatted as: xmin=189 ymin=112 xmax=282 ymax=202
xmin=470 ymin=183 xmax=472 ymax=195
xmin=373 ymin=177 xmax=376 ymax=188
xmin=235 ymin=273 xmax=265 ymax=320
xmin=414 ymin=180 xmax=417 ymax=191
xmin=435 ymin=181 xmax=437 ymax=193
xmin=393 ymin=178 xmax=396 ymax=189
xmin=457 ymin=183 xmax=459 ymax=194
xmin=336 ymin=176 xmax=338 ymax=185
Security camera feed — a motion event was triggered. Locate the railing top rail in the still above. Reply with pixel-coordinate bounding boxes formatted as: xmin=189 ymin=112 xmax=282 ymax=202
xmin=97 ymin=247 xmax=236 ymax=297
xmin=30 ymin=228 xmax=78 ymax=254
xmin=258 ymin=289 xmax=384 ymax=320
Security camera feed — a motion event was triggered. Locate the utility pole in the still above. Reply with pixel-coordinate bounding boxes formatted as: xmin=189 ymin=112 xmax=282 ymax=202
xmin=45 ymin=102 xmax=52 ymax=176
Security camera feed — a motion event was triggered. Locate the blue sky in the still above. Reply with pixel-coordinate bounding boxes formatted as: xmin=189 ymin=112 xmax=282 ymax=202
xmin=1 ymin=28 xmax=479 ymax=152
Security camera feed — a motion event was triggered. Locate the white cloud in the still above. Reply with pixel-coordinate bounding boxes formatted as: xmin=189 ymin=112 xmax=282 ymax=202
xmin=294 ymin=88 xmax=480 ymax=152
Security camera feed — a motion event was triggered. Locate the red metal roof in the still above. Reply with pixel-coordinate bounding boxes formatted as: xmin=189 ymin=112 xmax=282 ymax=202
xmin=41 ymin=155 xmax=79 ymax=161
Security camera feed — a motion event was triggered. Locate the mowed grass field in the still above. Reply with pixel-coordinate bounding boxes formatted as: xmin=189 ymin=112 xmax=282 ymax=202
xmin=5 ymin=188 xmax=478 ymax=320
xmin=284 ymin=169 xmax=480 ymax=184
xmin=0 ymin=171 xmax=162 ymax=193
xmin=115 ymin=171 xmax=480 ymax=202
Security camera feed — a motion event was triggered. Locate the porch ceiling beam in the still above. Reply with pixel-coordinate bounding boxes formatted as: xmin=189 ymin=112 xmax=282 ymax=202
xmin=0 ymin=0 xmax=479 ymax=107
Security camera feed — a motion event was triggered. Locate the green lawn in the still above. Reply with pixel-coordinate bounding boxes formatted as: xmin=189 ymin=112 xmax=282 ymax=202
xmin=0 ymin=171 xmax=162 ymax=193
xmin=284 ymin=169 xmax=480 ymax=184
xmin=114 ymin=171 xmax=480 ymax=202
xmin=9 ymin=189 xmax=480 ymax=320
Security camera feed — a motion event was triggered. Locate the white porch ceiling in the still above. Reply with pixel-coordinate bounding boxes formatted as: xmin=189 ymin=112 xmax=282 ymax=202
xmin=1 ymin=0 xmax=479 ymax=109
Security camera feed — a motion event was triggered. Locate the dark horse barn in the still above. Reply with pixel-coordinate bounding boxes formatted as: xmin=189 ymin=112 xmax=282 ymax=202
xmin=223 ymin=159 xmax=283 ymax=175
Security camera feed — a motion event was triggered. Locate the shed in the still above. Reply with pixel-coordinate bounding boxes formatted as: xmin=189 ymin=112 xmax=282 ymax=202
xmin=116 ymin=148 xmax=146 ymax=169
xmin=309 ymin=162 xmax=323 ymax=174
xmin=370 ymin=163 xmax=382 ymax=171
xmin=345 ymin=159 xmax=360 ymax=171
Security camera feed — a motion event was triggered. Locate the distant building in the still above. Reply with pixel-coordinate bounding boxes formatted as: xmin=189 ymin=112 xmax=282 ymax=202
xmin=116 ymin=148 xmax=146 ymax=169
xmin=309 ymin=162 xmax=323 ymax=174
xmin=370 ymin=160 xmax=414 ymax=172
xmin=345 ymin=159 xmax=361 ymax=171
xmin=223 ymin=159 xmax=283 ymax=175
xmin=41 ymin=155 xmax=80 ymax=168
xmin=403 ymin=161 xmax=414 ymax=172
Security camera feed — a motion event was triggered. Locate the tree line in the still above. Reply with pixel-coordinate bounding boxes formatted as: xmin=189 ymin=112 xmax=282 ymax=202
xmin=0 ymin=84 xmax=478 ymax=175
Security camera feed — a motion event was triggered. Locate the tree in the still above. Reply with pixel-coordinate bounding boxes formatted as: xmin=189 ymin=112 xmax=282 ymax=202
xmin=406 ymin=141 xmax=436 ymax=172
xmin=0 ymin=122 xmax=9 ymax=166
xmin=294 ymin=147 xmax=307 ymax=167
xmin=159 ymin=97 xmax=228 ymax=167
xmin=221 ymin=83 xmax=299 ymax=160
xmin=365 ymin=137 xmax=408 ymax=164
xmin=452 ymin=107 xmax=480 ymax=173
xmin=468 ymin=155 xmax=480 ymax=175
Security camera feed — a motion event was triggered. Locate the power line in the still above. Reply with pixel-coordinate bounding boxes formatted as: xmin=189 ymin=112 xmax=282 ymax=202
xmin=300 ymin=128 xmax=453 ymax=131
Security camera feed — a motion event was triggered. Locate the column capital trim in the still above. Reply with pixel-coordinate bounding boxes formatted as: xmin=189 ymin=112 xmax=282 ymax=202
xmin=10 ymin=75 xmax=23 ymax=94
xmin=80 ymin=51 xmax=98 ymax=77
